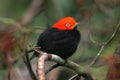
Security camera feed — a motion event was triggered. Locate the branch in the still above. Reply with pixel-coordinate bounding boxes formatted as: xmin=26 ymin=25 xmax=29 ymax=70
xmin=89 ymin=21 xmax=120 ymax=66
xmin=37 ymin=52 xmax=48 ymax=80
xmin=4 ymin=0 xmax=44 ymax=35
xmin=33 ymin=49 xmax=93 ymax=80
xmin=18 ymin=0 xmax=44 ymax=26
xmin=114 ymin=40 xmax=120 ymax=59
xmin=68 ymin=74 xmax=79 ymax=80
xmin=24 ymin=49 xmax=37 ymax=80
xmin=22 ymin=33 xmax=37 ymax=80
xmin=45 ymin=63 xmax=59 ymax=74
xmin=94 ymin=0 xmax=115 ymax=19
xmin=89 ymin=33 xmax=103 ymax=46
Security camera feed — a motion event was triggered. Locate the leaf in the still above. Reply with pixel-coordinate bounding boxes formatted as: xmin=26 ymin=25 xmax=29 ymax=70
xmin=0 ymin=33 xmax=16 ymax=53
xmin=20 ymin=26 xmax=46 ymax=34
xmin=0 ymin=17 xmax=21 ymax=29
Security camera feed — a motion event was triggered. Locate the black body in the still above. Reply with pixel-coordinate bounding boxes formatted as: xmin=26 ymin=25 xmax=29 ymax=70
xmin=31 ymin=27 xmax=80 ymax=59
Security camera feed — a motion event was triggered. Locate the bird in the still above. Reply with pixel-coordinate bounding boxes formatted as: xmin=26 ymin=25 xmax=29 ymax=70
xmin=30 ymin=16 xmax=80 ymax=60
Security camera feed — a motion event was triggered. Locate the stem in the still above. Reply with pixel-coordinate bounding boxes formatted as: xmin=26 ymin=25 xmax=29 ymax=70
xmin=89 ymin=22 xmax=120 ymax=66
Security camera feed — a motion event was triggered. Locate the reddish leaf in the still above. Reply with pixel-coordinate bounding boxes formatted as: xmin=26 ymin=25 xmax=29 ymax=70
xmin=0 ymin=31 xmax=16 ymax=54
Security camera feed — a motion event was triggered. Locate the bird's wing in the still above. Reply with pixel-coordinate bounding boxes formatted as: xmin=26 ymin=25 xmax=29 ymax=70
xmin=49 ymin=31 xmax=78 ymax=51
xmin=37 ymin=28 xmax=53 ymax=46
xmin=37 ymin=29 xmax=79 ymax=53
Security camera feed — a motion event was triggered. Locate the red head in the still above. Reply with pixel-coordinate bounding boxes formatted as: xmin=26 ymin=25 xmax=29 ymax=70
xmin=53 ymin=17 xmax=78 ymax=30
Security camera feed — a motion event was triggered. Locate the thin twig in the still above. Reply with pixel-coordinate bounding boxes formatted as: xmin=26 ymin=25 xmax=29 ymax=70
xmin=24 ymin=49 xmax=37 ymax=80
xmin=45 ymin=63 xmax=59 ymax=74
xmin=22 ymin=33 xmax=37 ymax=80
xmin=68 ymin=74 xmax=79 ymax=80
xmin=19 ymin=46 xmax=37 ymax=80
xmin=89 ymin=33 xmax=103 ymax=46
xmin=94 ymin=0 xmax=114 ymax=19
xmin=89 ymin=22 xmax=120 ymax=66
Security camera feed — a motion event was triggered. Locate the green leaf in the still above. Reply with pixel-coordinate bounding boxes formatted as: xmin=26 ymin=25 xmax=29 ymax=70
xmin=0 ymin=17 xmax=21 ymax=29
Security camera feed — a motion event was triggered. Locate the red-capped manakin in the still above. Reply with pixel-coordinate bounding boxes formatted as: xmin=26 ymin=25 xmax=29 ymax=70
xmin=30 ymin=17 xmax=80 ymax=60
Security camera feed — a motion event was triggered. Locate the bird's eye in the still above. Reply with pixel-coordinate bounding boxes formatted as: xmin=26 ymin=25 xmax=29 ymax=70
xmin=65 ymin=23 xmax=71 ymax=27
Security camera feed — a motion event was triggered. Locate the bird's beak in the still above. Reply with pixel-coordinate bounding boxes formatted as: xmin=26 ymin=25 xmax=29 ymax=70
xmin=71 ymin=22 xmax=80 ymax=30
xmin=75 ymin=22 xmax=80 ymax=26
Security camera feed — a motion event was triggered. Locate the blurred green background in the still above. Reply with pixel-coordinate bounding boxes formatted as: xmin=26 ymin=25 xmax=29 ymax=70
xmin=0 ymin=0 xmax=120 ymax=80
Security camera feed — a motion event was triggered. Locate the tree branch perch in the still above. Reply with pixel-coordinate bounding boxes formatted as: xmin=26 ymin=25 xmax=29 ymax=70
xmin=33 ymin=48 xmax=93 ymax=80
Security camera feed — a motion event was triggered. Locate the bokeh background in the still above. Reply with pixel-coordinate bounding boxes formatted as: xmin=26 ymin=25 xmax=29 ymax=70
xmin=0 ymin=0 xmax=120 ymax=80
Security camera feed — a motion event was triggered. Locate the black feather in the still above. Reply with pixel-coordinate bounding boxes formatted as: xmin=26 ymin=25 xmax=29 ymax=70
xmin=30 ymin=27 xmax=80 ymax=60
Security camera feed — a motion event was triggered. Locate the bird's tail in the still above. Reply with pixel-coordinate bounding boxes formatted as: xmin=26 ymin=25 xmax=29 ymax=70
xmin=29 ymin=51 xmax=38 ymax=61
